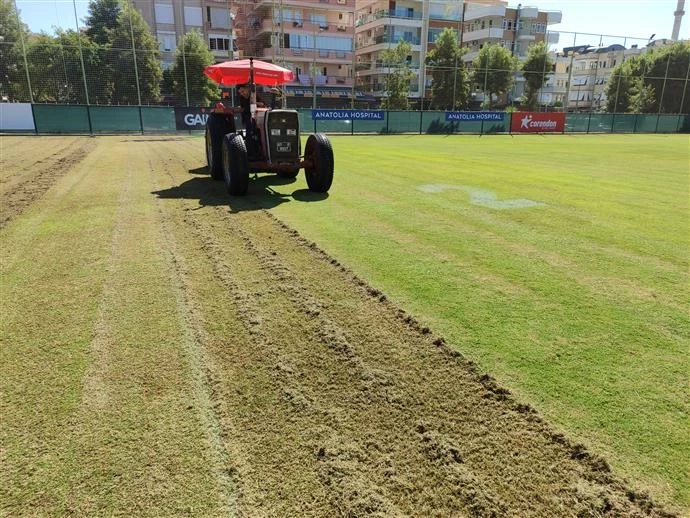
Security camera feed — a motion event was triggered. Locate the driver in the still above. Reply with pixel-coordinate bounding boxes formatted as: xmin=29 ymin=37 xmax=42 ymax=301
xmin=237 ymin=84 xmax=264 ymax=127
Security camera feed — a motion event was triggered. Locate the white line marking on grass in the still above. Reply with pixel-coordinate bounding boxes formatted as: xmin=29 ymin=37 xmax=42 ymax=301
xmin=417 ymin=184 xmax=545 ymax=210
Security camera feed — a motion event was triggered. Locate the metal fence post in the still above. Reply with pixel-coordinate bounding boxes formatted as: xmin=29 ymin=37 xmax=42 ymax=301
xmin=71 ymin=0 xmax=90 ymax=106
xmin=678 ymin=58 xmax=690 ymax=116
xmin=181 ymin=36 xmax=190 ymax=107
xmin=13 ymin=0 xmax=33 ymax=103
xmin=128 ymin=1 xmax=142 ymax=106
xmin=86 ymin=104 xmax=93 ymax=135
xmin=655 ymin=53 xmax=672 ymax=132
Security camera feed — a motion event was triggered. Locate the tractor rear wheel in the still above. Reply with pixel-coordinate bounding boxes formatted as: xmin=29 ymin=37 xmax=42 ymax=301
xmin=222 ymin=133 xmax=250 ymax=196
xmin=304 ymin=133 xmax=334 ymax=193
xmin=206 ymin=114 xmax=230 ymax=181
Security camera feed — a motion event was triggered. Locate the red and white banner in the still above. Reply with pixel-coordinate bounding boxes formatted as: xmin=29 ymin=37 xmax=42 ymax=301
xmin=511 ymin=111 xmax=565 ymax=133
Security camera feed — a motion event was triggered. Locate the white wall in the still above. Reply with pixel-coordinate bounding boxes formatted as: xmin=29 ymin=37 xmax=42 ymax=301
xmin=0 ymin=103 xmax=35 ymax=131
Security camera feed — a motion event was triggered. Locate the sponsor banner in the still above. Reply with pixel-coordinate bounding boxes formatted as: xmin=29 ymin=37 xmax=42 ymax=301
xmin=445 ymin=111 xmax=505 ymax=122
xmin=511 ymin=111 xmax=565 ymax=133
xmin=0 ymin=103 xmax=35 ymax=131
xmin=174 ymin=106 xmax=211 ymax=130
xmin=312 ymin=109 xmax=384 ymax=121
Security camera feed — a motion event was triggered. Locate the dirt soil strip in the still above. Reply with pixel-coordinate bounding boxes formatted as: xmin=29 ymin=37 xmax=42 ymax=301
xmin=149 ymin=138 xmax=675 ymax=517
xmin=0 ymin=137 xmax=95 ymax=229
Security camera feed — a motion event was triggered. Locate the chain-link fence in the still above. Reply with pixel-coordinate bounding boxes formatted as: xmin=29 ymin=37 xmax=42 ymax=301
xmin=1 ymin=0 xmax=689 ymax=115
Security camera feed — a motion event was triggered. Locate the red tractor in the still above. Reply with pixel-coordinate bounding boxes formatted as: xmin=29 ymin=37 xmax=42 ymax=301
xmin=204 ymin=58 xmax=334 ymax=196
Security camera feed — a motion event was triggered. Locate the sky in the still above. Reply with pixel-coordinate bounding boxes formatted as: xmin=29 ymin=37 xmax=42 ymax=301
xmin=13 ymin=0 xmax=686 ymax=50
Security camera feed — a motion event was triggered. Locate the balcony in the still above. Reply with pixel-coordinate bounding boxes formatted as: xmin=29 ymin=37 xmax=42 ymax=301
xmin=357 ymin=60 xmax=421 ymax=76
xmin=282 ymin=48 xmax=353 ymax=62
xmin=462 ymin=27 xmax=504 ymax=42
xmin=374 ymin=34 xmax=420 ymax=45
xmin=291 ymin=74 xmax=353 ymax=87
xmin=355 ymin=9 xmax=422 ymax=28
xmin=519 ymin=7 xmax=539 ymax=19
xmin=464 ymin=3 xmax=506 ymax=21
xmin=546 ymin=11 xmax=562 ymax=24
xmin=518 ymin=33 xmax=536 ymax=42
xmin=546 ymin=32 xmax=560 ymax=44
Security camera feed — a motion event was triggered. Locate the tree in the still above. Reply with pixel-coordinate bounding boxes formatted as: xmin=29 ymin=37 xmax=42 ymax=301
xmin=84 ymin=0 xmax=121 ymax=46
xmin=472 ymin=44 xmax=516 ymax=109
xmin=521 ymin=42 xmax=553 ymax=110
xmin=25 ymin=30 xmax=100 ymax=103
xmin=379 ymin=39 xmax=414 ymax=110
xmin=605 ymin=42 xmax=690 ymax=114
xmin=109 ymin=1 xmax=161 ymax=104
xmin=605 ymin=57 xmax=640 ymax=113
xmin=425 ymin=28 xmax=469 ymax=110
xmin=170 ymin=30 xmax=217 ymax=106
xmin=640 ymin=42 xmax=690 ymax=114
xmin=0 ymin=0 xmax=30 ymax=101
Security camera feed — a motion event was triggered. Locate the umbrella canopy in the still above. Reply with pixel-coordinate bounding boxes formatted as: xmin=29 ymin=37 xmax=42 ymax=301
xmin=204 ymin=59 xmax=295 ymax=87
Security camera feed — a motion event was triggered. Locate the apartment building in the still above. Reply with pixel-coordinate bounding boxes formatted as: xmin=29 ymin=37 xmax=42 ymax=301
xmin=134 ymin=0 xmax=355 ymax=106
xmin=353 ymin=1 xmax=561 ymax=104
xmin=242 ymin=0 xmax=356 ymax=106
xmin=562 ymin=44 xmax=643 ymax=111
xmin=134 ymin=0 xmax=565 ymax=106
xmin=133 ymin=0 xmax=240 ymax=69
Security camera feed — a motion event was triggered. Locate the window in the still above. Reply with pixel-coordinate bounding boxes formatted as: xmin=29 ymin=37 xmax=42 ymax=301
xmin=154 ymin=3 xmax=174 ymax=24
xmin=209 ymin=37 xmax=230 ymax=51
xmin=208 ymin=7 xmax=229 ymax=29
xmin=310 ymin=13 xmax=327 ymax=26
xmin=184 ymin=6 xmax=202 ymax=26
xmin=157 ymin=31 xmax=176 ymax=52
xmin=428 ymin=28 xmax=442 ymax=43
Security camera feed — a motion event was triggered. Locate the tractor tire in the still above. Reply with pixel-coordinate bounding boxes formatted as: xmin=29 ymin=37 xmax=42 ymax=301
xmin=222 ymin=133 xmax=250 ymax=196
xmin=304 ymin=133 xmax=334 ymax=193
xmin=206 ymin=114 xmax=230 ymax=181
xmin=277 ymin=168 xmax=300 ymax=179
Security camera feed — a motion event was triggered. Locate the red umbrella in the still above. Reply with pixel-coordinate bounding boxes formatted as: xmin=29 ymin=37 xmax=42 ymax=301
xmin=204 ymin=58 xmax=295 ymax=87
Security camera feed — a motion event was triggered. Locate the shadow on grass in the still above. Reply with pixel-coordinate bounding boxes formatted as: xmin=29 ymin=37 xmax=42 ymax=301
xmin=152 ymin=173 xmax=328 ymax=213
xmin=188 ymin=166 xmax=209 ymax=175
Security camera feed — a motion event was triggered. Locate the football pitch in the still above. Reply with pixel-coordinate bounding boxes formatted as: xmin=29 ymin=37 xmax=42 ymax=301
xmin=1 ymin=133 xmax=687 ymax=515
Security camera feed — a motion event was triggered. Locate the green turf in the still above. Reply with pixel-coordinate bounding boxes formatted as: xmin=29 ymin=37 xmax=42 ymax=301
xmin=268 ymin=134 xmax=690 ymax=510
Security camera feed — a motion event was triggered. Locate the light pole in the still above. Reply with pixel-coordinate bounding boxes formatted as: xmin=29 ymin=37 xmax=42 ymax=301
xmin=312 ymin=27 xmax=324 ymax=109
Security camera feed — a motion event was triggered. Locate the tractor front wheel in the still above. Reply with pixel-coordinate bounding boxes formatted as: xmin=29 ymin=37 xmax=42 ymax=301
xmin=222 ymin=134 xmax=250 ymax=196
xmin=304 ymin=133 xmax=334 ymax=193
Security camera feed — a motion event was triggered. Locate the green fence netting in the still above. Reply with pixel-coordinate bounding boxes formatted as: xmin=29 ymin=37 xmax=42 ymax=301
xmin=141 ymin=107 xmax=175 ymax=132
xmin=21 ymin=105 xmax=689 ymax=135
xmin=33 ymin=104 xmax=90 ymax=133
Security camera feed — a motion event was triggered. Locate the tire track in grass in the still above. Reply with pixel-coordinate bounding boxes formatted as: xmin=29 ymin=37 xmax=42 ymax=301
xmin=149 ymin=137 xmax=676 ymax=516
xmin=159 ymin=192 xmax=673 ymax=515
xmin=0 ymin=137 xmax=95 ymax=229
xmin=0 ymin=136 xmax=77 ymax=180
xmin=230 ymin=209 xmax=664 ymax=517
xmin=147 ymin=147 xmax=240 ymax=517
xmin=58 ymin=138 xmax=232 ymax=516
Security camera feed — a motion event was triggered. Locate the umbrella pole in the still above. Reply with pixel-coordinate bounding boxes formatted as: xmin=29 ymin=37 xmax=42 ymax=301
xmin=249 ymin=57 xmax=257 ymax=119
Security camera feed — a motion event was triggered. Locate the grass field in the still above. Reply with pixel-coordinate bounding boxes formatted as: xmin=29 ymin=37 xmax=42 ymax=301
xmin=269 ymin=134 xmax=690 ymax=507
xmin=0 ymin=133 xmax=687 ymax=516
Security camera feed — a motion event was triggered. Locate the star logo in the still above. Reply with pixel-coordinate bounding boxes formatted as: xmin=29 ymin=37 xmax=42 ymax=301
xmin=521 ymin=115 xmax=532 ymax=129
